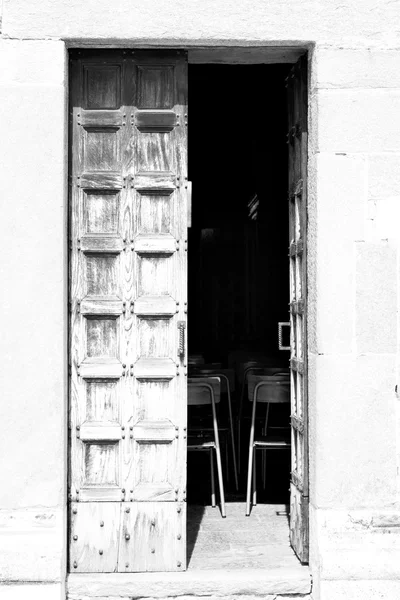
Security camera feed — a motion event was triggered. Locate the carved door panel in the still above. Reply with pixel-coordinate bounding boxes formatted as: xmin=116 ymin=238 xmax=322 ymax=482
xmin=287 ymin=55 xmax=309 ymax=564
xmin=69 ymin=50 xmax=188 ymax=573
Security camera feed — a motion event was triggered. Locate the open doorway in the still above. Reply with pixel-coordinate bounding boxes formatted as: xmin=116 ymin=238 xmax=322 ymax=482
xmin=186 ymin=63 xmax=299 ymax=569
xmin=68 ymin=49 xmax=309 ymax=581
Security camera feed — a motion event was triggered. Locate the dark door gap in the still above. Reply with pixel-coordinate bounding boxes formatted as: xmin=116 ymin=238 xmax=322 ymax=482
xmin=186 ymin=63 xmax=292 ymax=567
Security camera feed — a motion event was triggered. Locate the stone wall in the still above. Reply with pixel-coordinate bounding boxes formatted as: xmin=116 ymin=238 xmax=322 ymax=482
xmin=0 ymin=1 xmax=399 ymax=598
xmin=308 ymin=44 xmax=400 ymax=600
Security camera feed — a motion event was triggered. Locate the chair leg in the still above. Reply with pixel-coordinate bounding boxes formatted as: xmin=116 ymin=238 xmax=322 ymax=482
xmin=237 ymin=381 xmax=246 ymax=474
xmin=231 ymin=433 xmax=239 ymax=491
xmin=237 ymin=419 xmax=241 ymax=474
xmin=262 ymin=404 xmax=269 ymax=490
xmin=252 ymin=449 xmax=257 ymax=507
xmin=246 ymin=392 xmax=258 ymax=517
xmin=262 ymin=449 xmax=267 ymax=490
xmin=225 ymin=436 xmax=230 ymax=485
xmin=210 ymin=449 xmax=216 ymax=507
xmin=227 ymin=387 xmax=239 ymax=491
xmin=262 ymin=450 xmax=266 ymax=489
xmin=214 ymin=445 xmax=226 ymax=518
xmin=245 ymin=443 xmax=254 ymax=516
xmin=209 ymin=387 xmax=226 ymax=519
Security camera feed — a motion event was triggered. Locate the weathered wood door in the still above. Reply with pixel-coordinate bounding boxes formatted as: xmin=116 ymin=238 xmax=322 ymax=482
xmin=287 ymin=55 xmax=309 ymax=563
xmin=69 ymin=50 xmax=188 ymax=572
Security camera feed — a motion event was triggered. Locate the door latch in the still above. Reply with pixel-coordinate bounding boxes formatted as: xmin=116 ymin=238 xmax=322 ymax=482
xmin=177 ymin=321 xmax=186 ymax=359
xmin=278 ymin=322 xmax=290 ymax=351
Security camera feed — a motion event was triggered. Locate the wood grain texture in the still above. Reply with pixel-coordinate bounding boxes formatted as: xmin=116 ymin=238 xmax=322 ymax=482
xmin=135 ymin=233 xmax=176 ymax=254
xmin=134 ymin=172 xmax=176 ymax=192
xmin=84 ymin=65 xmax=121 ymax=110
xmin=137 ymin=194 xmax=172 ymax=234
xmin=70 ymin=50 xmax=188 ymax=573
xmin=70 ymin=502 xmax=121 ymax=572
xmin=80 ymin=173 xmax=123 ymax=189
xmin=118 ymin=503 xmax=186 ymax=571
xmin=83 ymin=191 xmax=120 ymax=234
xmin=135 ymin=110 xmax=177 ymax=132
xmin=287 ymin=54 xmax=309 ymax=564
xmin=133 ymin=295 xmax=176 ymax=317
xmin=188 ymin=47 xmax=306 ymax=65
xmin=68 ymin=504 xmax=311 ymax=596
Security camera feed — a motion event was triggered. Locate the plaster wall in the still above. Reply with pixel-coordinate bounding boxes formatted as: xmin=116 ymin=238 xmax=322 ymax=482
xmin=0 ymin=2 xmax=400 ymax=600
xmin=0 ymin=39 xmax=68 ymax=600
xmin=1 ymin=0 xmax=400 ymax=47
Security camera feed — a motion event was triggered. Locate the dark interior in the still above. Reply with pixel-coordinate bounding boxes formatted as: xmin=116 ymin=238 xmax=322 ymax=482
xmin=187 ymin=64 xmax=292 ymax=506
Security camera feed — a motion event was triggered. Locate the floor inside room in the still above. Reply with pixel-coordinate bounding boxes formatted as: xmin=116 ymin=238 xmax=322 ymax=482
xmin=186 ymin=446 xmax=299 ymax=572
xmin=187 ymin=503 xmax=301 ymax=571
xmin=186 ymin=62 xmax=306 ymax=578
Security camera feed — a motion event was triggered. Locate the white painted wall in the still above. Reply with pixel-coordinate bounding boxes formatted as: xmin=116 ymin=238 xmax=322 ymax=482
xmin=0 ymin=1 xmax=400 ymax=599
xmin=0 ymin=39 xmax=67 ymax=600
xmin=1 ymin=0 xmax=400 ymax=46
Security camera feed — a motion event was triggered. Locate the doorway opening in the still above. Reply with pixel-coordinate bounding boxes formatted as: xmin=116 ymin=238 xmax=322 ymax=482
xmin=186 ymin=63 xmax=298 ymax=570
xmin=67 ymin=49 xmax=309 ymax=587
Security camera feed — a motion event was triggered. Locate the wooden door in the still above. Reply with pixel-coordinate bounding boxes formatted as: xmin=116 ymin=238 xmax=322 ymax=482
xmin=287 ymin=55 xmax=309 ymax=563
xmin=69 ymin=50 xmax=188 ymax=573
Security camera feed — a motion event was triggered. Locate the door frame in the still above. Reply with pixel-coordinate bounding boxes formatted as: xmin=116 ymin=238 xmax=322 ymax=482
xmin=66 ymin=43 xmax=313 ymax=590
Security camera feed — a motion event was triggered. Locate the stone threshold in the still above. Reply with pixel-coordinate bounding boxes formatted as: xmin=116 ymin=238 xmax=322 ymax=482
xmin=68 ymin=567 xmax=312 ymax=598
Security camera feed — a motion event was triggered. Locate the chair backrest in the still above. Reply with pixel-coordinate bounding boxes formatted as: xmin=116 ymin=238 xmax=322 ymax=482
xmin=259 ymin=367 xmax=289 ymax=376
xmin=248 ymin=374 xmax=290 ymax=404
xmin=238 ymin=360 xmax=288 ymax=384
xmin=188 ymin=354 xmax=205 ymax=366
xmin=198 ymin=362 xmax=223 ymax=369
xmin=189 ymin=367 xmax=235 ymax=394
xmin=228 ymin=350 xmax=272 ymax=370
xmin=187 ymin=377 xmax=221 ymax=406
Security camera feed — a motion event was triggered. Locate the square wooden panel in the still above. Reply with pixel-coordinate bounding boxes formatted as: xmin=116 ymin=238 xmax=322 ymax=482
xmin=296 ymin=314 xmax=303 ymax=359
xmin=137 ymin=255 xmax=173 ymax=297
xmin=136 ymin=380 xmax=174 ymax=420
xmin=84 ymin=442 xmax=119 ymax=486
xmin=86 ymin=317 xmax=118 ymax=359
xmin=83 ymin=191 xmax=120 ymax=234
xmin=86 ymin=254 xmax=118 ymax=297
xmin=294 ymin=196 xmax=301 ymax=241
xmin=296 ymin=373 xmax=303 ymax=418
xmin=137 ymin=193 xmax=173 ymax=235
xmin=295 ymin=256 xmax=303 ymax=299
xmin=86 ymin=380 xmax=119 ymax=423
xmin=118 ymin=502 xmax=186 ymax=572
xmin=137 ymin=133 xmax=172 ymax=172
xmin=132 ymin=442 xmax=174 ymax=501
xmin=137 ymin=66 xmax=174 ymax=109
xmin=292 ymin=431 xmax=301 ymax=479
xmin=70 ymin=502 xmax=121 ymax=572
xmin=138 ymin=318 xmax=173 ymax=358
xmin=84 ymin=127 xmax=120 ymax=172
xmin=84 ymin=65 xmax=121 ymax=110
